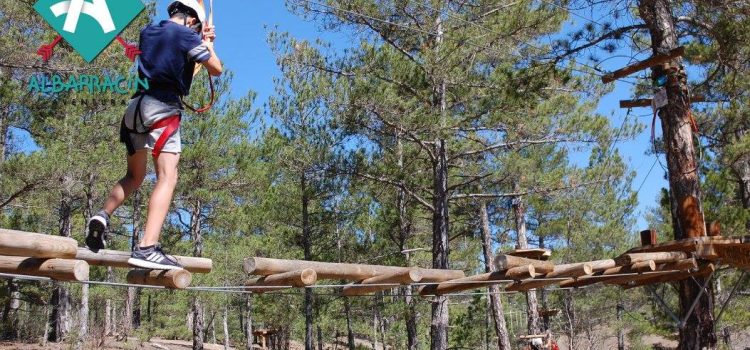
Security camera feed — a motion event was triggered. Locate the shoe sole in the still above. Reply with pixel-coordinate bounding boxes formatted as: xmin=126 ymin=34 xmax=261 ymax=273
xmin=127 ymin=258 xmax=184 ymax=270
xmin=85 ymin=217 xmax=107 ymax=252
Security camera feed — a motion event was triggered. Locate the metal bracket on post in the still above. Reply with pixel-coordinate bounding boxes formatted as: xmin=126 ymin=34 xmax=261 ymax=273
xmin=715 ymin=270 xmax=747 ymax=324
xmin=678 ymin=268 xmax=716 ymax=330
xmin=647 ymin=285 xmax=681 ymax=326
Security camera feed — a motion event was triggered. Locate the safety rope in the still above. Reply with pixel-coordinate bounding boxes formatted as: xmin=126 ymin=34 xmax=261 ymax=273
xmin=182 ymin=0 xmax=215 ymax=114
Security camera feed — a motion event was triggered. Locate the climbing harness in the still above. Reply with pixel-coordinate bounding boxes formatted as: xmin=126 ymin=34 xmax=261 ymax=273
xmin=120 ymin=93 xmax=182 ymax=159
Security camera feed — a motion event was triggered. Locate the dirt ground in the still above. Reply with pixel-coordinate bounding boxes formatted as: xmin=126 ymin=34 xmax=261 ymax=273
xmin=1 ymin=331 xmax=749 ymax=350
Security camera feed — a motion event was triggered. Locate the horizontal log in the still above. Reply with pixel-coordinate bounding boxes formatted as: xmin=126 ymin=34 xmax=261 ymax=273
xmin=658 ymin=258 xmax=698 ymax=271
xmin=586 ymin=259 xmax=617 ymax=272
xmin=623 ymin=236 xmax=745 ymax=254
xmin=419 ymin=267 xmax=533 ymax=296
xmin=243 ymin=257 xmax=465 ymax=282
xmin=0 ymin=229 xmax=78 ymax=259
xmin=341 ymin=270 xmax=423 ymax=296
xmin=622 ymin=263 xmax=715 ymax=289
xmin=126 ymin=269 xmax=192 ymax=289
xmin=545 ymin=262 xmax=592 ymax=279
xmin=558 ymin=261 xmax=657 ymax=288
xmin=615 ymin=252 xmax=688 ymax=265
xmin=507 ymin=249 xmax=551 ymax=260
xmin=602 ymin=46 xmax=684 ymax=83
xmin=0 ymin=256 xmax=89 ymax=281
xmin=246 ymin=269 xmax=318 ymax=293
xmin=494 ymin=254 xmax=554 ymax=274
xmin=76 ymin=248 xmax=212 ymax=273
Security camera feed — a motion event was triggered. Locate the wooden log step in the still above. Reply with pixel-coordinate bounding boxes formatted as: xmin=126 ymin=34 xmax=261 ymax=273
xmin=246 ymin=269 xmax=318 ymax=293
xmin=0 ymin=229 xmax=78 ymax=259
xmin=493 ymin=254 xmax=554 ymax=274
xmin=126 ymin=269 xmax=192 ymax=289
xmin=76 ymin=248 xmax=212 ymax=273
xmin=615 ymin=251 xmax=688 ymax=265
xmin=419 ymin=266 xmax=534 ymax=296
xmin=243 ymin=257 xmax=465 ymax=282
xmin=559 ymin=261 xmax=657 ymax=288
xmin=0 ymin=256 xmax=89 ymax=281
xmin=342 ymin=270 xmax=422 ymax=296
xmin=545 ymin=262 xmax=593 ymax=279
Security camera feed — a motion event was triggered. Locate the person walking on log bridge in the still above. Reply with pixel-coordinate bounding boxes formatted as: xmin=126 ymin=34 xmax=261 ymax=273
xmin=85 ymin=0 xmax=223 ymax=270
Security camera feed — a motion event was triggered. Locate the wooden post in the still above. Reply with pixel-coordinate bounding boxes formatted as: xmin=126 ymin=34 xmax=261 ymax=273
xmin=641 ymin=229 xmax=658 ymax=246
xmin=76 ymin=248 xmax=212 ymax=273
xmin=706 ymin=221 xmax=721 ymax=237
xmin=493 ymin=254 xmax=555 ymax=274
xmin=0 ymin=229 xmax=78 ymax=259
xmin=126 ymin=269 xmax=193 ymax=289
xmin=243 ymin=257 xmax=465 ymax=282
xmin=246 ymin=269 xmax=318 ymax=293
xmin=0 ymin=256 xmax=88 ymax=281
xmin=341 ymin=270 xmax=422 ymax=296
xmin=419 ymin=266 xmax=535 ymax=296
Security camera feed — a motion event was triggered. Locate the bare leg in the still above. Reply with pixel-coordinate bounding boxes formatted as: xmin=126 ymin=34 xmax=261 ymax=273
xmin=140 ymin=152 xmax=180 ymax=247
xmin=102 ymin=151 xmax=148 ymax=215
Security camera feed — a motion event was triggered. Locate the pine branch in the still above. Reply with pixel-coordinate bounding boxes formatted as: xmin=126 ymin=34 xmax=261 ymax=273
xmin=449 ymin=180 xmax=607 ymax=200
xmin=553 ymin=24 xmax=648 ymax=62
xmin=451 ymin=137 xmax=598 ymax=160
xmin=356 ymin=172 xmax=434 ymax=212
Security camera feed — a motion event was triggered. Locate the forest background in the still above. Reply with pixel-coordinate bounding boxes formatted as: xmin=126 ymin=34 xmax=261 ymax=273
xmin=0 ymin=0 xmax=749 ymax=349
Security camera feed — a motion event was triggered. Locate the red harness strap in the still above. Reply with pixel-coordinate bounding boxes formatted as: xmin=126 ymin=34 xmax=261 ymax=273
xmin=149 ymin=115 xmax=181 ymax=159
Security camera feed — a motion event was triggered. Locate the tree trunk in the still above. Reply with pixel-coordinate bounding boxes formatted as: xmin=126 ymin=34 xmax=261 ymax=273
xmin=2 ymin=279 xmax=20 ymax=340
xmin=79 ymin=284 xmax=89 ymax=346
xmin=344 ymin=298 xmax=355 ymax=350
xmin=539 ymin=237 xmax=550 ymax=332
xmin=211 ymin=316 xmax=217 ymax=344
xmin=317 ymin=325 xmax=324 ymax=350
xmin=479 ymin=201 xmax=511 ymax=349
xmin=192 ymin=199 xmax=205 ymax=350
xmin=223 ymin=306 xmax=230 ymax=350
xmin=193 ymin=298 xmax=204 ymax=350
xmin=396 ymin=135 xmax=419 ymax=350
xmin=404 ymin=286 xmax=418 ymax=350
xmin=430 ymin=139 xmax=450 ymax=350
xmin=429 ymin=10 xmax=451 ymax=349
xmin=733 ymin=155 xmax=750 ymax=229
xmin=563 ymin=290 xmax=575 ymax=350
xmin=301 ymin=174 xmax=315 ymax=350
xmin=617 ymin=302 xmax=624 ymax=350
xmin=512 ymin=189 xmax=540 ymax=335
xmin=49 ymin=186 xmax=73 ymax=342
xmin=0 ymin=106 xmax=7 ymax=164
xmin=245 ymin=295 xmax=253 ymax=350
xmin=637 ymin=1 xmax=716 ymax=348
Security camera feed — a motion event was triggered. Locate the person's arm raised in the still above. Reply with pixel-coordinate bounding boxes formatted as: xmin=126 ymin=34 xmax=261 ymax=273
xmin=201 ymin=26 xmax=222 ymax=76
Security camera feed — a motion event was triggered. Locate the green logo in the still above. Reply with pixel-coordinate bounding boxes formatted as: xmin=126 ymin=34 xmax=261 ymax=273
xmin=34 ymin=0 xmax=145 ymax=62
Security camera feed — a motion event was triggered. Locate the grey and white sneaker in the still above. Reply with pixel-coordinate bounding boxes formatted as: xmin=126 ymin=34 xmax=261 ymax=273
xmin=86 ymin=210 xmax=109 ymax=252
xmin=128 ymin=244 xmax=183 ymax=270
